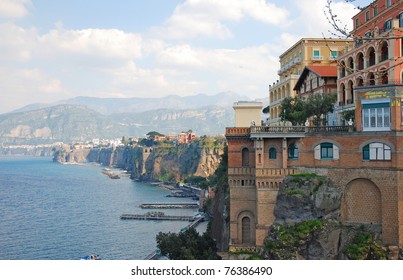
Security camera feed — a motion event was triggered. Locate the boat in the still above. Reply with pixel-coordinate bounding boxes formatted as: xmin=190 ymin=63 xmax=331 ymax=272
xmin=80 ymin=254 xmax=101 ymax=260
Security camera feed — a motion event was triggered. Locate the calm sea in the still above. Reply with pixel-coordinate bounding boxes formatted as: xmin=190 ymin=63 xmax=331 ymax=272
xmin=0 ymin=156 xmax=200 ymax=260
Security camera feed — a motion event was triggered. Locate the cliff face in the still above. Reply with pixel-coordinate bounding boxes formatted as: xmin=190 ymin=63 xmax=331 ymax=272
xmin=262 ymin=174 xmax=400 ymax=260
xmin=145 ymin=144 xmax=223 ymax=181
xmin=53 ymin=141 xmax=224 ymax=181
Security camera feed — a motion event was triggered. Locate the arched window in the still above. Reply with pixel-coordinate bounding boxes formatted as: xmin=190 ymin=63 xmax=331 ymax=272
xmin=367 ymin=72 xmax=375 ymax=85
xmin=340 ymin=61 xmax=346 ymax=77
xmin=269 ymin=147 xmax=277 ymax=159
xmin=241 ymin=217 xmax=251 ymax=244
xmin=367 ymin=47 xmax=376 ymax=66
xmin=242 ymin=148 xmax=249 ymax=167
xmin=357 ymin=52 xmax=364 ymax=70
xmin=347 ymin=57 xmax=354 ymax=75
xmin=356 ymin=77 xmax=364 ymax=87
xmin=288 ymin=143 xmax=298 ymax=159
xmin=380 ymin=69 xmax=388 ymax=84
xmin=339 ymin=83 xmax=346 ymax=105
xmin=380 ymin=41 xmax=388 ymax=62
xmin=363 ymin=143 xmax=391 ymax=160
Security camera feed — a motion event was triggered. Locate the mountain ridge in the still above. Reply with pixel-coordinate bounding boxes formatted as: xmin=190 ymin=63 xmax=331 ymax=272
xmin=10 ymin=91 xmax=250 ymax=115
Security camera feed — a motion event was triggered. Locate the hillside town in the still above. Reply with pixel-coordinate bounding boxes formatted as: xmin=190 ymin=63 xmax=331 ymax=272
xmin=226 ymin=0 xmax=403 ymax=254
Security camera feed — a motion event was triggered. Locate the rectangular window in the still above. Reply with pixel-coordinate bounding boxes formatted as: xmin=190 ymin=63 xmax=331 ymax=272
xmin=386 ymin=0 xmax=391 ymax=8
xmin=321 ymin=143 xmax=334 ymax=159
xmin=366 ymin=11 xmax=370 ymax=21
xmin=355 ymin=18 xmax=360 ymax=28
xmin=364 ymin=143 xmax=391 ymax=161
xmin=330 ymin=50 xmax=338 ymax=60
xmin=363 ymin=109 xmax=369 ymax=128
xmin=400 ymin=13 xmax=403 ymax=28
xmin=373 ymin=6 xmax=378 ymax=16
xmin=384 ymin=19 xmax=392 ymax=31
xmin=362 ymin=102 xmax=391 ymax=131
xmin=312 ymin=50 xmax=322 ymax=60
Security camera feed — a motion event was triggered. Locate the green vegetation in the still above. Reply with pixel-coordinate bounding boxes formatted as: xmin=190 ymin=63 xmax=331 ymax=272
xmin=263 ymin=220 xmax=324 ymax=259
xmin=277 ymin=93 xmax=337 ymax=126
xmin=341 ymin=109 xmax=355 ymax=123
xmin=184 ymin=176 xmax=209 ymax=189
xmin=160 ymin=172 xmax=175 ymax=182
xmin=343 ymin=231 xmax=387 ymax=260
xmin=207 ymin=146 xmax=228 ymax=192
xmin=156 ymin=227 xmax=221 ymax=260
xmin=289 ymin=173 xmax=325 ymax=184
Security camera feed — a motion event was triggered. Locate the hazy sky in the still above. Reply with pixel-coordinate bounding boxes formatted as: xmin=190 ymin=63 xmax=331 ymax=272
xmin=0 ymin=0 xmax=367 ymax=114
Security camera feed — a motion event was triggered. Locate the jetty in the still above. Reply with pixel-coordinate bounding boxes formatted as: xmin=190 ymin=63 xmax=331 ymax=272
xmin=139 ymin=203 xmax=199 ymax=209
xmin=120 ymin=212 xmax=196 ymax=221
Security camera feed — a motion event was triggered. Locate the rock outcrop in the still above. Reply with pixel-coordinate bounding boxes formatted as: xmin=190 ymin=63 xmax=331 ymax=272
xmin=262 ymin=173 xmax=395 ymax=260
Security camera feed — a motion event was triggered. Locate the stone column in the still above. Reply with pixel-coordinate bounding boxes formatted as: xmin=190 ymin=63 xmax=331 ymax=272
xmin=282 ymin=138 xmax=288 ymax=169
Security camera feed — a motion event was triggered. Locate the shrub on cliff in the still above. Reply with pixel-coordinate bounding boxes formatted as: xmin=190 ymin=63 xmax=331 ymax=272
xmin=343 ymin=231 xmax=387 ymax=260
xmin=156 ymin=227 xmax=221 ymax=260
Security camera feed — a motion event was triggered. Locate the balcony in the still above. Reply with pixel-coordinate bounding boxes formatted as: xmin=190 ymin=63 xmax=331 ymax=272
xmin=227 ymin=125 xmax=354 ymax=139
xmin=312 ymin=56 xmax=323 ymax=61
xmin=294 ymin=57 xmax=302 ymax=64
xmin=346 ymin=99 xmax=354 ymax=104
xmin=329 ymin=56 xmax=338 ymax=60
xmin=338 ymin=101 xmax=345 ymax=106
xmin=225 ymin=127 xmax=250 ymax=137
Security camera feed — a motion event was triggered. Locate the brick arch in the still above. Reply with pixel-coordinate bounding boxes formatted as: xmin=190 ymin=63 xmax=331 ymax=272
xmin=341 ymin=178 xmax=382 ymax=224
xmin=236 ymin=210 xmax=256 ymax=245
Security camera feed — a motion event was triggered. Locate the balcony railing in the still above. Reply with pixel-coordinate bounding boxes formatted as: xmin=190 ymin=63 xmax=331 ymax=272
xmin=312 ymin=56 xmax=323 ymax=60
xmin=294 ymin=57 xmax=302 ymax=64
xmin=251 ymin=126 xmax=306 ymax=134
xmin=308 ymin=126 xmax=350 ymax=133
xmin=225 ymin=127 xmax=250 ymax=136
xmin=355 ymin=80 xmax=403 ymax=88
xmin=346 ymin=99 xmax=354 ymax=104
xmin=227 ymin=125 xmax=354 ymax=138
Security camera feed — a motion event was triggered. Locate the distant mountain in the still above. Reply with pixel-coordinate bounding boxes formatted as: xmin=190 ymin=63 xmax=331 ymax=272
xmin=0 ymin=105 xmax=129 ymax=144
xmin=12 ymin=91 xmax=249 ymax=115
xmin=0 ymin=104 xmax=234 ymax=145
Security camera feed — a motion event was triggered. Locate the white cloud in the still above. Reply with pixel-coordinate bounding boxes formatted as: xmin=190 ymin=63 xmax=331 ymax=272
xmin=0 ymin=67 xmax=68 ymax=113
xmin=291 ymin=0 xmax=356 ymax=37
xmin=0 ymin=23 xmax=36 ymax=62
xmin=153 ymin=0 xmax=289 ymax=40
xmin=0 ymin=0 xmax=31 ymax=18
xmin=39 ymin=28 xmax=143 ymax=62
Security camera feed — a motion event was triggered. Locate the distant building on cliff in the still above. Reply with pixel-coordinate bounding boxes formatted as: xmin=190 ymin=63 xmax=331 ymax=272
xmin=177 ymin=130 xmax=196 ymax=144
xmin=226 ymin=0 xmax=403 ymax=251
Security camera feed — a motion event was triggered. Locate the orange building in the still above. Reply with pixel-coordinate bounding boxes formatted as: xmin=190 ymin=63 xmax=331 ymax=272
xmin=226 ymin=0 xmax=403 ymax=251
xmin=336 ymin=0 xmax=403 ymax=124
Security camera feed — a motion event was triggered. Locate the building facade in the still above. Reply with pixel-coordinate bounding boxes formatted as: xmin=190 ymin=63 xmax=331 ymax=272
xmin=269 ymin=38 xmax=353 ymax=125
xmin=294 ymin=65 xmax=339 ymax=125
xmin=336 ymin=0 xmax=403 ymax=124
xmin=227 ymin=0 xmax=403 ymax=251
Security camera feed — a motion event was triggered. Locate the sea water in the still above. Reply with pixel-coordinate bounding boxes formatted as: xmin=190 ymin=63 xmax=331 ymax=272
xmin=0 ymin=156 xmax=198 ymax=260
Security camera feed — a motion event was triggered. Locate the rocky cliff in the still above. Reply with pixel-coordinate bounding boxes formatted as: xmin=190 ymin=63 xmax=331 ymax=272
xmin=53 ymin=138 xmax=225 ymax=181
xmin=261 ymin=174 xmax=401 ymax=260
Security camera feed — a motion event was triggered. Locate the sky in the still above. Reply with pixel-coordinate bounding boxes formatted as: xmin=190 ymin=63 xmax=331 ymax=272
xmin=0 ymin=0 xmax=369 ymax=114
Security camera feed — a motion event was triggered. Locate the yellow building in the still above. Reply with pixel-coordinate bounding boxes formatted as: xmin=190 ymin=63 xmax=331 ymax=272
xmin=268 ymin=38 xmax=353 ymax=125
xmin=233 ymin=101 xmax=263 ymax=127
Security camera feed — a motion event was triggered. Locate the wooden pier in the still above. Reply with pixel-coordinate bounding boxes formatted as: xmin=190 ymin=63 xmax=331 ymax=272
xmin=120 ymin=213 xmax=196 ymax=221
xmin=139 ymin=203 xmax=199 ymax=209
